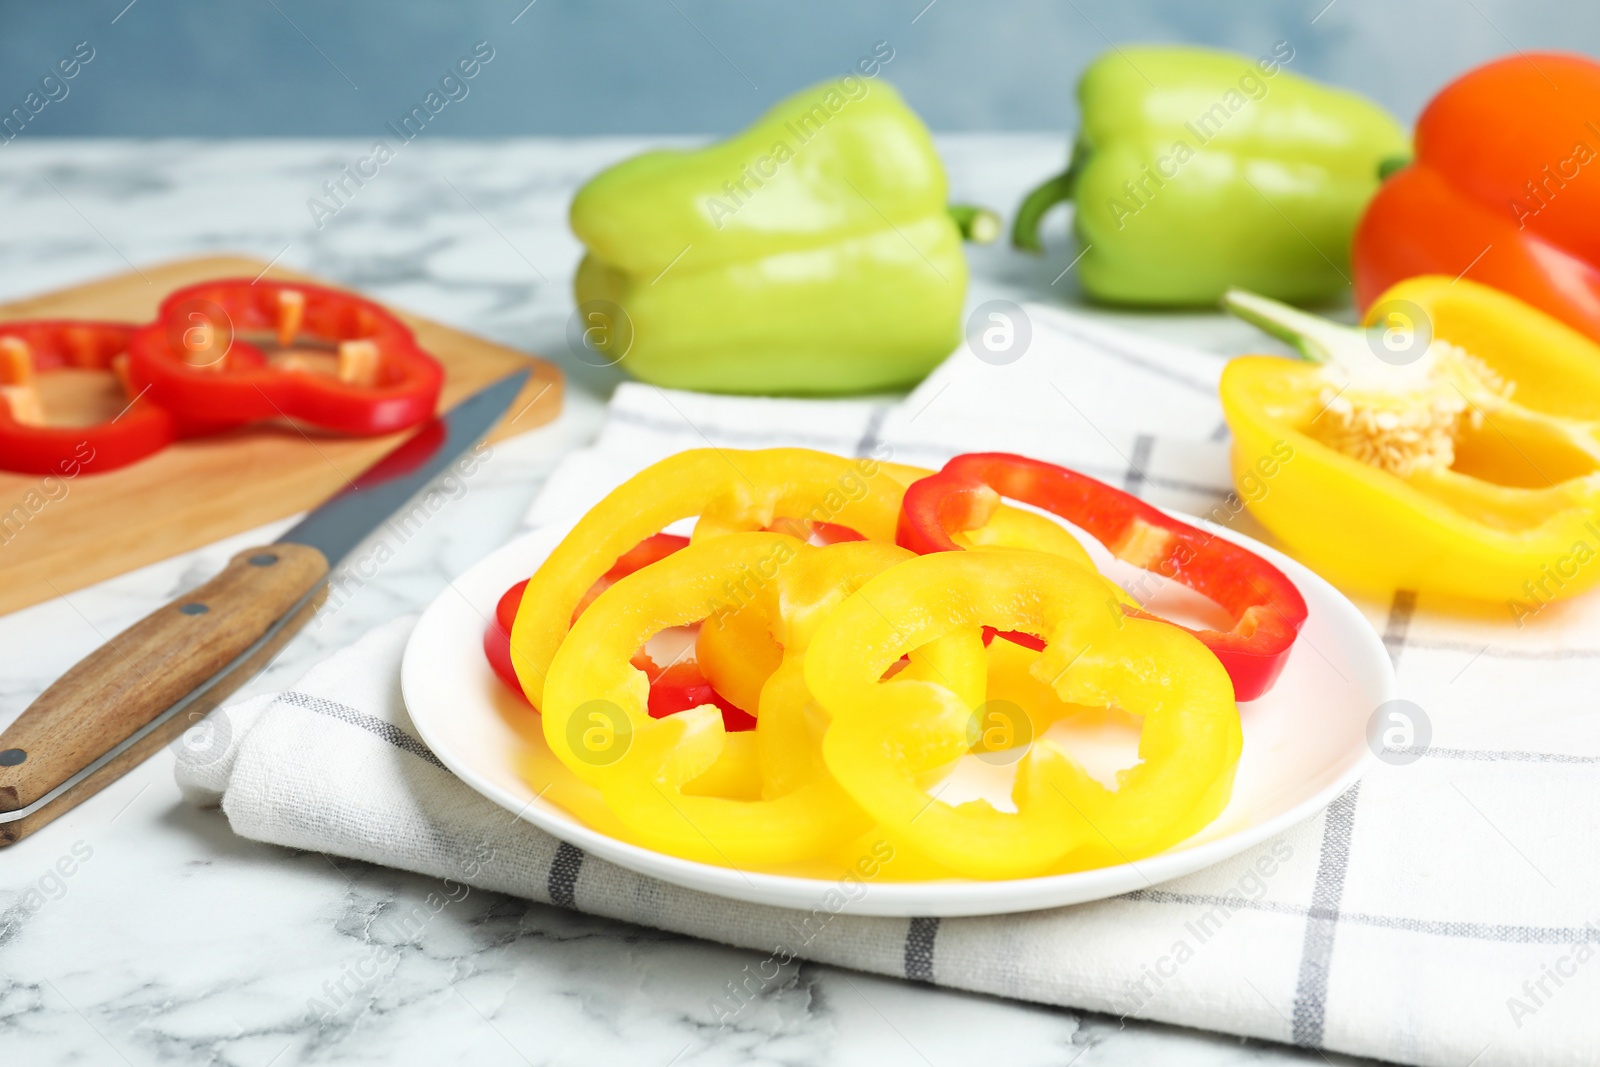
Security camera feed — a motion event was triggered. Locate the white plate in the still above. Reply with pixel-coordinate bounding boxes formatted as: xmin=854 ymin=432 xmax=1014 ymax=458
xmin=403 ymin=513 xmax=1395 ymax=917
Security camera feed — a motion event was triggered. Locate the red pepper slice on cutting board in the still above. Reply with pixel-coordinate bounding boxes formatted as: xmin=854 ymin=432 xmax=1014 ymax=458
xmin=483 ymin=533 xmax=756 ymax=731
xmin=125 ymin=278 xmax=444 ymax=436
xmin=897 ymin=452 xmax=1307 ymax=701
xmin=0 ymin=320 xmax=176 ymax=475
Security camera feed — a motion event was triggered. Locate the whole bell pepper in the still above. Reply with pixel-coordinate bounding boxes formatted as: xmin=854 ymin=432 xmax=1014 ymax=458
xmin=1013 ymin=45 xmax=1407 ymax=307
xmin=570 ymin=78 xmax=995 ymax=395
xmin=1222 ymin=277 xmax=1600 ymax=609
xmin=1353 ymin=52 xmax=1600 ymax=342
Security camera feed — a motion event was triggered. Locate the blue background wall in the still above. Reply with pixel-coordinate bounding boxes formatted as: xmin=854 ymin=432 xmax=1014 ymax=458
xmin=2 ymin=0 xmax=1596 ymax=137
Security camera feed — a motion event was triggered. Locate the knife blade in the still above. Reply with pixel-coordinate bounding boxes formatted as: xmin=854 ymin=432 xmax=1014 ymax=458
xmin=0 ymin=370 xmax=529 ymax=845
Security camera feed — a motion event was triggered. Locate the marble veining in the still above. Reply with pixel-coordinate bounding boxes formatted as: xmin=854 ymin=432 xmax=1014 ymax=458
xmin=0 ymin=136 xmax=1368 ymax=1066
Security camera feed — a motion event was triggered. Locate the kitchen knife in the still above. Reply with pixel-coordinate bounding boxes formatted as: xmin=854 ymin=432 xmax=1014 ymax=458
xmin=0 ymin=370 xmax=529 ymax=845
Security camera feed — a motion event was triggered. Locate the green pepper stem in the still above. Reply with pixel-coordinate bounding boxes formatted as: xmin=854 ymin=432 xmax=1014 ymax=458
xmin=1220 ymin=288 xmax=1368 ymax=365
xmin=949 ymin=204 xmax=1002 ymax=245
xmin=1010 ymin=157 xmax=1080 ymax=254
xmin=1377 ymin=154 xmax=1412 ymax=181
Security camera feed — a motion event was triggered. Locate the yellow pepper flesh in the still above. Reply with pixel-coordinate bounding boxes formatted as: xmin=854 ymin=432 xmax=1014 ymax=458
xmin=513 ymin=448 xmax=903 ymax=708
xmin=805 ymin=549 xmax=1241 ymax=880
xmin=542 ymin=533 xmax=988 ymax=867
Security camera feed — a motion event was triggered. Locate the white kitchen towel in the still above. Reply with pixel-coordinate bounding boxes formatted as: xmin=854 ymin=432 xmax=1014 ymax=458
xmin=179 ymin=303 xmax=1600 ymax=1067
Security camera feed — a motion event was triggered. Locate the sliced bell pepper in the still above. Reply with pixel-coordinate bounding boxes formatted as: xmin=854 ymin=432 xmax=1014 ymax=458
xmin=897 ymin=453 xmax=1306 ymax=701
xmin=694 ymin=586 xmax=783 ymax=716
xmin=1353 ymin=53 xmax=1600 ymax=343
xmin=543 ymin=533 xmax=867 ymax=865
xmin=571 ymin=531 xmax=689 ymax=617
xmin=482 ymin=577 xmax=528 ymax=696
xmin=743 ymin=537 xmax=987 ymax=798
xmin=511 ymin=447 xmax=905 ymax=709
xmin=125 ymin=278 xmax=443 ymax=436
xmin=805 ymin=548 xmax=1242 ymax=879
xmin=1222 ymin=278 xmax=1600 ymax=607
xmin=643 ymin=659 xmax=753 ymax=729
xmin=694 ymin=461 xmax=1118 ymax=712
xmin=517 ymin=715 xmax=764 ymax=836
xmin=484 ymin=534 xmax=757 ymax=731
xmin=542 ymin=532 xmax=989 ymax=865
xmin=809 ymin=520 xmax=867 ymax=544
xmin=0 ymin=321 xmax=175 ymax=475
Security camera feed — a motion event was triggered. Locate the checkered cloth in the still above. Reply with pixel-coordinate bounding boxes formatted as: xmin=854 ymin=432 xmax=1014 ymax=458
xmin=179 ymin=304 xmax=1600 ymax=1066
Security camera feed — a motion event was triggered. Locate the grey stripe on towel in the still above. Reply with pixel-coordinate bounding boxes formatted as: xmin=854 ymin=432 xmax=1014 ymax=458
xmin=279 ymin=691 xmax=446 ymax=771
xmin=904 ymin=916 xmax=939 ymax=982
xmin=1290 ymin=783 xmax=1362 ymax=1048
xmin=547 ymin=841 xmax=585 ymax=908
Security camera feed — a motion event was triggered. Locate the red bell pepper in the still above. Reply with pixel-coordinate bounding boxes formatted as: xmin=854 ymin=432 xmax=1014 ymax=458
xmin=126 ymin=278 xmax=443 ymax=436
xmin=484 ymin=533 xmax=756 ymax=731
xmin=0 ymin=321 xmax=176 ymax=475
xmin=897 ymin=453 xmax=1307 ymax=701
xmin=643 ymin=657 xmax=755 ymax=729
xmin=1354 ymin=53 xmax=1600 ymax=340
xmin=809 ymin=520 xmax=866 ymax=544
xmin=571 ymin=531 xmax=693 ymax=618
xmin=484 ymin=578 xmax=531 ymax=698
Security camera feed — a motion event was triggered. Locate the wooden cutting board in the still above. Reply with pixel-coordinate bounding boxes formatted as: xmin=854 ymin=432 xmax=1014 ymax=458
xmin=0 ymin=255 xmax=563 ymax=617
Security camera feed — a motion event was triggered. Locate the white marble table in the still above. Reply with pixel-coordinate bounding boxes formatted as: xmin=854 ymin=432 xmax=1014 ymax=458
xmin=0 ymin=136 xmax=1379 ymax=1066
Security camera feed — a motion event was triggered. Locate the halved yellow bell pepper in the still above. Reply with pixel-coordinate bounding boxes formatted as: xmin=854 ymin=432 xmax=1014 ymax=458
xmin=805 ymin=549 xmax=1241 ymax=880
xmin=1222 ymin=277 xmax=1600 ymax=608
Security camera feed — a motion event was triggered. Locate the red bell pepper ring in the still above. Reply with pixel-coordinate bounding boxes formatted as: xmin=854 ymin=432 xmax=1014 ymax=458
xmin=483 ymin=533 xmax=756 ymax=731
xmin=126 ymin=278 xmax=443 ymax=436
xmin=483 ymin=578 xmax=531 ymax=697
xmin=644 ymin=657 xmax=756 ymax=730
xmin=0 ymin=321 xmax=176 ymax=475
xmin=571 ymin=531 xmax=693 ymax=618
xmin=897 ymin=452 xmax=1307 ymax=701
xmin=809 ymin=520 xmax=866 ymax=544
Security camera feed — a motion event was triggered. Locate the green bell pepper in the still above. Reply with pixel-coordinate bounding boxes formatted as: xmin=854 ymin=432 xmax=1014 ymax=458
xmin=570 ymin=77 xmax=992 ymax=395
xmin=1012 ymin=44 xmax=1408 ymax=307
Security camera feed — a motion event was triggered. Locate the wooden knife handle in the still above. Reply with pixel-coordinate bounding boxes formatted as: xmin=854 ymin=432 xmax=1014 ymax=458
xmin=0 ymin=543 xmax=328 ymax=841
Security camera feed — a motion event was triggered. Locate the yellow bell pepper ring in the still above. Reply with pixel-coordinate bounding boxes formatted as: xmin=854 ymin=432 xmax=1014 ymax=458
xmin=693 ymin=589 xmax=782 ymax=715
xmin=511 ymin=447 xmax=904 ymax=709
xmin=805 ymin=549 xmax=1242 ymax=880
xmin=753 ymin=539 xmax=913 ymax=797
xmin=696 ymin=537 xmax=988 ymax=798
xmin=693 ymin=458 xmax=1113 ymax=715
xmin=1221 ymin=278 xmax=1600 ymax=608
xmin=999 ymin=632 xmax=1244 ymax=875
xmin=541 ymin=532 xmax=990 ymax=868
xmin=543 ymin=531 xmax=868 ymax=865
xmin=758 ymin=538 xmax=987 ymax=798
